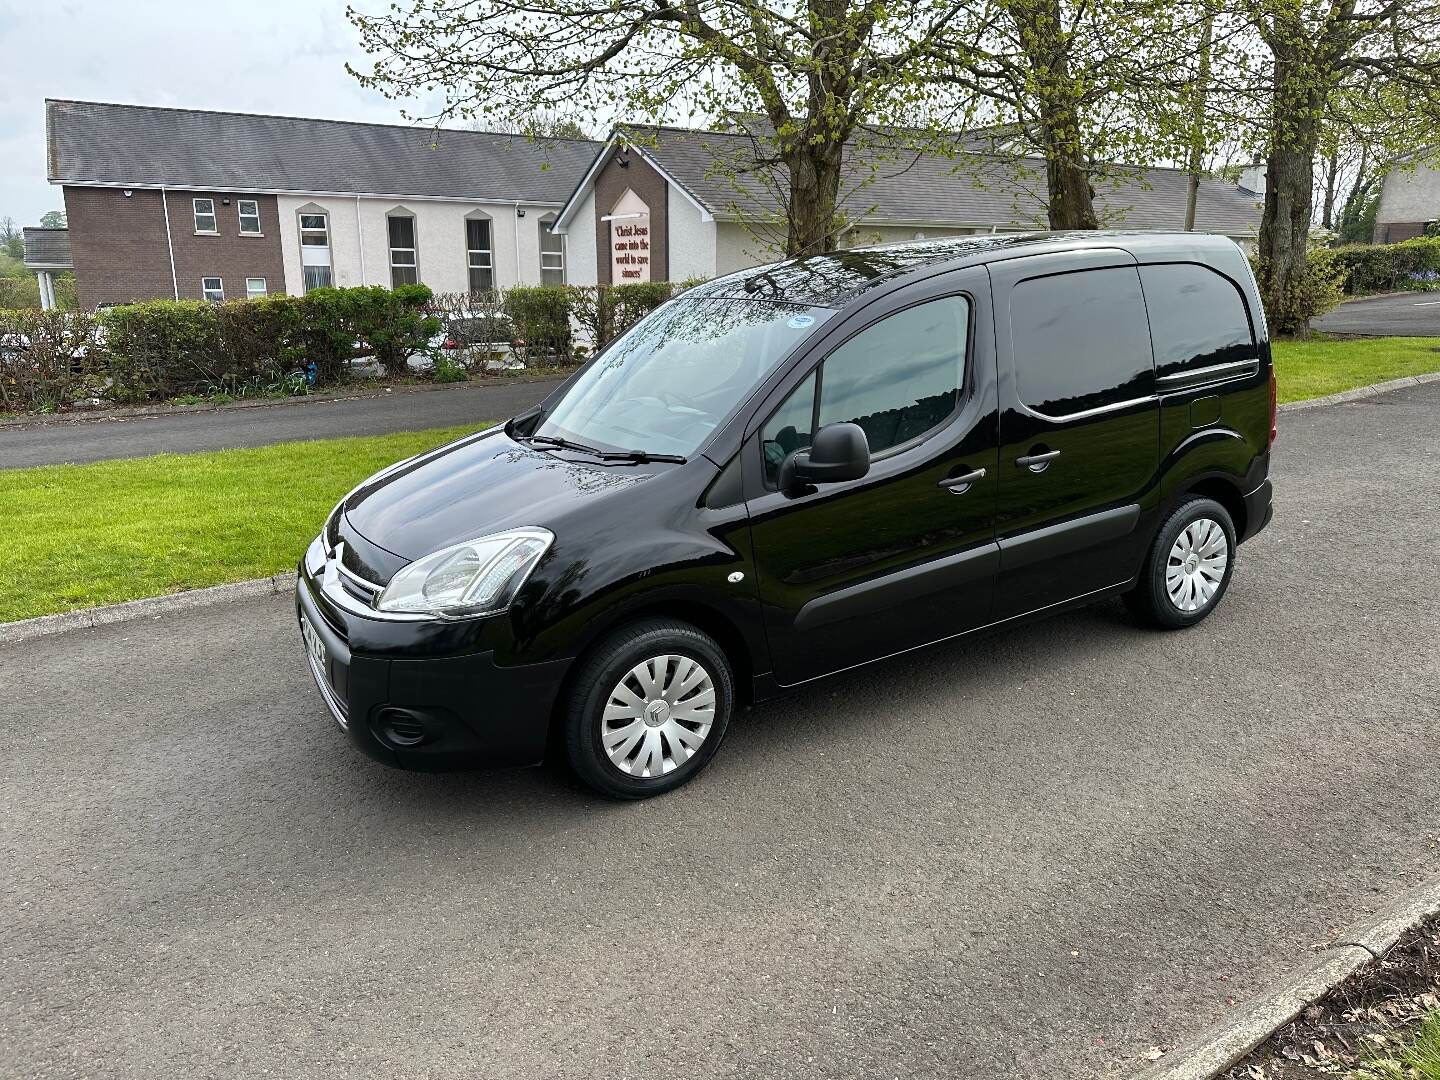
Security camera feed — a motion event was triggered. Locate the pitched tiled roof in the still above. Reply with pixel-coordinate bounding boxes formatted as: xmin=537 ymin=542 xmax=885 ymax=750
xmin=619 ymin=126 xmax=1263 ymax=237
xmin=46 ymin=100 xmax=602 ymax=204
xmin=21 ymin=227 xmax=72 ymax=269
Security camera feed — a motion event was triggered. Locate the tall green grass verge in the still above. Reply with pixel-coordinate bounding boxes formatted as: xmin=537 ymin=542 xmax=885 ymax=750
xmin=1352 ymin=1010 xmax=1440 ymax=1079
xmin=1272 ymin=336 xmax=1440 ymax=403
xmin=1 ymin=423 xmax=481 ymax=622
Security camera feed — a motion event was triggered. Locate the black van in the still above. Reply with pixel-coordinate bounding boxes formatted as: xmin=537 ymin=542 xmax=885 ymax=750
xmin=297 ymin=232 xmax=1274 ymax=798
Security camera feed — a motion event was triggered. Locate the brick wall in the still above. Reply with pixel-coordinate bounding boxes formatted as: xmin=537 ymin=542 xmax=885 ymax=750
xmin=63 ymin=186 xmax=288 ymax=307
xmin=593 ymin=149 xmax=669 ymax=284
xmin=164 ymin=192 xmax=287 ymax=301
xmin=64 ymin=187 xmax=174 ymax=308
xmin=1375 ymin=221 xmax=1429 ymax=244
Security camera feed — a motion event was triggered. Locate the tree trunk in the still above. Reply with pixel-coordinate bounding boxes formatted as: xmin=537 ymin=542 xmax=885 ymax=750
xmin=1257 ymin=50 xmax=1325 ymax=336
xmin=1184 ymin=8 xmax=1216 ymax=232
xmin=1043 ymin=139 xmax=1099 ymax=230
xmin=1011 ymin=0 xmax=1099 ymax=230
xmin=783 ymin=141 xmax=846 ymax=257
xmin=1320 ymin=151 xmax=1339 ymax=229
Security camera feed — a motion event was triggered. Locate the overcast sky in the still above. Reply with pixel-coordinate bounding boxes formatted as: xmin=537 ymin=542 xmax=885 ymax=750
xmin=0 ymin=0 xmax=434 ymax=226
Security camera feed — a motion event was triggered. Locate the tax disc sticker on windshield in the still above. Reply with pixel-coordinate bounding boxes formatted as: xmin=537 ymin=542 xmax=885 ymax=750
xmin=787 ymin=314 xmax=816 ymax=329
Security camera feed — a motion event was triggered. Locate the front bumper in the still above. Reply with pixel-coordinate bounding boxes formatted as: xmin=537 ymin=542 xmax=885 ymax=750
xmin=295 ymin=558 xmax=571 ymax=771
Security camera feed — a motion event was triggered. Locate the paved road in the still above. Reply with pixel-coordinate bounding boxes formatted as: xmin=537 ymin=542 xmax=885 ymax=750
xmin=0 ymin=379 xmax=561 ymax=470
xmin=1313 ymin=292 xmax=1440 ymax=336
xmin=4 ymin=384 xmax=1439 ymax=1080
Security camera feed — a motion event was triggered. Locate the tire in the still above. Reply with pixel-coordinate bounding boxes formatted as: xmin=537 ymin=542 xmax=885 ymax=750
xmin=1124 ymin=497 xmax=1237 ymax=630
xmin=562 ymin=618 xmax=735 ymax=799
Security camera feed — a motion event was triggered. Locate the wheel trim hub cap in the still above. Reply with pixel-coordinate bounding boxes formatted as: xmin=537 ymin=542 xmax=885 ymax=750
xmin=602 ymin=654 xmax=716 ymax=778
xmin=1165 ymin=517 xmax=1229 ymax=613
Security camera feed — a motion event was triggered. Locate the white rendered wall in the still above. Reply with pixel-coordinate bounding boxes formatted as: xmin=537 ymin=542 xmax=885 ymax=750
xmin=667 ymin=187 xmax=716 ymax=281
xmin=277 ymin=195 xmax=563 ymax=294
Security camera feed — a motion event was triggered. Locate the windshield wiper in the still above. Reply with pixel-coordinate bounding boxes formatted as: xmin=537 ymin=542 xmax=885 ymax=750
xmin=526 ymin=434 xmax=610 ymax=456
xmin=525 ymin=434 xmax=686 ymax=465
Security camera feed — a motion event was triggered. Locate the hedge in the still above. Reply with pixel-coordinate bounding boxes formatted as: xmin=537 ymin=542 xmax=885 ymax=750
xmin=1 ymin=280 xmax=702 ymax=414
xmin=1319 ymin=237 xmax=1440 ymax=295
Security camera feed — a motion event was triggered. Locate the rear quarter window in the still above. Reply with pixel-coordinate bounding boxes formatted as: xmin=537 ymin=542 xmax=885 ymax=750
xmin=1139 ymin=263 xmax=1255 ymax=378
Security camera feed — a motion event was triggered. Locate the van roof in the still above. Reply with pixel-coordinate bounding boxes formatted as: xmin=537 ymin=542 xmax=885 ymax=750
xmin=684 ymin=231 xmax=1245 ymax=308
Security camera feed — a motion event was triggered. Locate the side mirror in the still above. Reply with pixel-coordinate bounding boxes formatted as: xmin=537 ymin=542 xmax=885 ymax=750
xmin=779 ymin=422 xmax=871 ymax=490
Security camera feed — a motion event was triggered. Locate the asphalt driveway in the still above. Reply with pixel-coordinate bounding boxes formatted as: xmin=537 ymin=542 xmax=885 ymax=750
xmin=3 ymin=383 xmax=1439 ymax=1080
xmin=1313 ymin=292 xmax=1440 ymax=336
xmin=0 ymin=378 xmax=561 ymax=470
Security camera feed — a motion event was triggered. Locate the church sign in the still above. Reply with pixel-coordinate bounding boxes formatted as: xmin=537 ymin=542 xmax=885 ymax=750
xmin=608 ymin=189 xmax=651 ymax=283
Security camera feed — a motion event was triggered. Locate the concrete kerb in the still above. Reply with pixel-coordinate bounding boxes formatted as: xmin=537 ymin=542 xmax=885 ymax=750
xmin=0 ymin=573 xmax=298 ymax=648
xmin=1125 ymin=873 xmax=1440 ymax=1080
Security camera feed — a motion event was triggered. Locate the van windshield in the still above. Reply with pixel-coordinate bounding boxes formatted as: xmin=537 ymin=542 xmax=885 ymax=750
xmin=534 ymin=297 xmax=834 ymax=458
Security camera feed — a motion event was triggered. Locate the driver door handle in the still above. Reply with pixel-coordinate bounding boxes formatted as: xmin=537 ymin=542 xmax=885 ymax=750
xmin=938 ymin=467 xmax=986 ymax=493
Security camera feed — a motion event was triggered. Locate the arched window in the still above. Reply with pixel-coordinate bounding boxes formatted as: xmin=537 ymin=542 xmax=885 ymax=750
xmin=466 ymin=211 xmax=494 ymax=293
xmin=297 ymin=204 xmax=332 ymax=292
xmin=387 ymin=209 xmax=419 ymax=287
xmin=539 ymin=214 xmax=564 ymax=286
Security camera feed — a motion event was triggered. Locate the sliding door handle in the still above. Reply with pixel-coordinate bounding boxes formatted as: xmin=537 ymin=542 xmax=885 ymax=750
xmin=938 ymin=467 xmax=986 ymax=493
xmin=1015 ymin=449 xmax=1061 ymax=472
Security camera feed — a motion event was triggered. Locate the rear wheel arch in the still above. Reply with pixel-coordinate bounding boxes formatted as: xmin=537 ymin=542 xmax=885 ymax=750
xmin=1169 ymin=475 xmax=1248 ymax=540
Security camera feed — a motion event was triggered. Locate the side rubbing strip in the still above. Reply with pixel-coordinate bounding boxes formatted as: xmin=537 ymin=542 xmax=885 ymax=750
xmin=1156 ymin=358 xmax=1259 ymax=393
xmin=794 ymin=542 xmax=1001 ymax=632
xmin=998 ymin=503 xmax=1141 ymax=571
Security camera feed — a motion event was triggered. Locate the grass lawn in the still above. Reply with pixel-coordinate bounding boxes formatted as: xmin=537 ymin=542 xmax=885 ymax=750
xmin=0 ymin=424 xmax=480 ymax=623
xmin=1354 ymin=1010 xmax=1440 ymax=1079
xmin=1271 ymin=334 xmax=1440 ymax=403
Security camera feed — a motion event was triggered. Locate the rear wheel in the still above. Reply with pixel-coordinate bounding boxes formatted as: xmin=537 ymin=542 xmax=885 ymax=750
xmin=1125 ymin=497 xmax=1236 ymax=629
xmin=562 ymin=618 xmax=734 ymax=799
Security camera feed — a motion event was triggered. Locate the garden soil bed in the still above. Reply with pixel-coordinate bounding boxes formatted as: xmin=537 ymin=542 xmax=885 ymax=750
xmin=1222 ymin=915 xmax=1440 ymax=1078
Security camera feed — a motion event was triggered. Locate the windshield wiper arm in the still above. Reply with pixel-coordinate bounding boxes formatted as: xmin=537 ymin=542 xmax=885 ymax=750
xmin=526 ymin=434 xmax=686 ymax=465
xmin=610 ymin=449 xmax=688 ymax=464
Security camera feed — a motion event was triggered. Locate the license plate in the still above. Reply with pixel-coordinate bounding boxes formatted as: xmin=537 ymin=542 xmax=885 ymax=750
xmin=300 ymin=611 xmax=328 ymax=675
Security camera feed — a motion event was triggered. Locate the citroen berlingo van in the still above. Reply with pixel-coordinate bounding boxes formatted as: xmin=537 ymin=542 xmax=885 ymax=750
xmin=298 ymin=232 xmax=1275 ymax=798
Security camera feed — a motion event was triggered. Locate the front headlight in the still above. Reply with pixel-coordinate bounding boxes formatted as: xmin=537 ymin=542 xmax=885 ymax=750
xmin=375 ymin=527 xmax=553 ymax=618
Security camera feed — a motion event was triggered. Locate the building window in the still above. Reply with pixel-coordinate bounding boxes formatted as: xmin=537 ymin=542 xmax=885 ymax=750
xmin=388 ymin=214 xmax=418 ymax=287
xmin=245 ymin=277 xmax=268 ymax=299
xmin=238 ymin=200 xmax=261 ymax=234
xmin=466 ymin=217 xmax=494 ymax=293
xmin=201 ymin=277 xmax=224 ymax=302
xmin=193 ymin=198 xmax=217 ymax=233
xmin=539 ymin=214 xmax=564 ymax=285
xmin=298 ymin=211 xmax=333 ymax=292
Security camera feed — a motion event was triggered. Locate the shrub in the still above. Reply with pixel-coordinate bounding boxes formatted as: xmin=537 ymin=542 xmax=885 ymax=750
xmin=1324 ymin=237 xmax=1440 ymax=294
xmin=212 ymin=295 xmax=306 ymax=388
xmin=1250 ymin=253 xmax=1346 ymax=335
xmin=504 ymin=286 xmax=573 ymax=363
xmin=351 ymin=283 xmax=439 ymax=376
xmin=0 ymin=308 xmax=103 ymax=412
xmin=100 ymin=300 xmax=227 ymax=402
xmin=567 ymin=282 xmax=674 ymax=351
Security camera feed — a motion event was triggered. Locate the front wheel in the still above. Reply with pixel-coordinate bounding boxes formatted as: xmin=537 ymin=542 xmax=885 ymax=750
xmin=1125 ymin=497 xmax=1237 ymax=629
xmin=561 ymin=618 xmax=735 ymax=799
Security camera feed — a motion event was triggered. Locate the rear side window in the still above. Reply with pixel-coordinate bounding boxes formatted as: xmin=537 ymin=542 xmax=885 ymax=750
xmin=1011 ymin=267 xmax=1153 ymax=415
xmin=1140 ymin=264 xmax=1255 ymax=378
xmin=759 ymin=295 xmax=969 ymax=485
